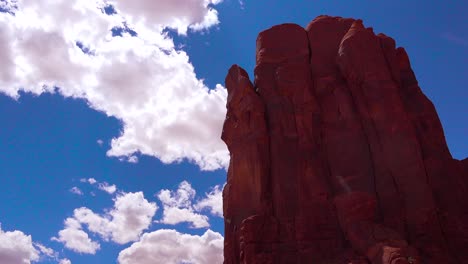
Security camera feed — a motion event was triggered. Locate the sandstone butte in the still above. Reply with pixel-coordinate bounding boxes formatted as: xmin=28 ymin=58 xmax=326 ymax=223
xmin=221 ymin=15 xmax=468 ymax=264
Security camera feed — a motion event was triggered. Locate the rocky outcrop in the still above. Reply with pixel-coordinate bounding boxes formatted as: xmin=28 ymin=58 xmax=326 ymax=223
xmin=221 ymin=15 xmax=468 ymax=264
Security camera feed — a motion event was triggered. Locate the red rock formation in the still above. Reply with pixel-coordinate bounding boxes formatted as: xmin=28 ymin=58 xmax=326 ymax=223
xmin=222 ymin=15 xmax=468 ymax=264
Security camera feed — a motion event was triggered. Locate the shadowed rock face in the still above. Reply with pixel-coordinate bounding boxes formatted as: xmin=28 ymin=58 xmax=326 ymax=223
xmin=221 ymin=15 xmax=468 ymax=264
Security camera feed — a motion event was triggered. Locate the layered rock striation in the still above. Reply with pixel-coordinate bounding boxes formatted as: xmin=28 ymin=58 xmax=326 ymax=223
xmin=221 ymin=15 xmax=468 ymax=264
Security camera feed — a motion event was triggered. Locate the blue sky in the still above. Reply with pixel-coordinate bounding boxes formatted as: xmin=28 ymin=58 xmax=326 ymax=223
xmin=0 ymin=0 xmax=466 ymax=263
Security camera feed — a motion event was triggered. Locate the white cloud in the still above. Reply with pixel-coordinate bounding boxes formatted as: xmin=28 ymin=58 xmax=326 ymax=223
xmin=109 ymin=0 xmax=222 ymax=35
xmin=59 ymin=259 xmax=72 ymax=264
xmin=55 ymin=192 xmax=157 ymax=248
xmin=80 ymin=178 xmax=117 ymax=194
xmin=118 ymin=229 xmax=223 ymax=264
xmin=34 ymin=243 xmax=55 ymax=258
xmin=71 ymin=208 xmax=112 ymax=241
xmin=127 ymin=155 xmax=138 ymax=163
xmin=0 ymin=225 xmax=39 ymax=264
xmin=96 ymin=139 xmax=104 ymax=146
xmin=157 ymin=181 xmax=210 ymax=228
xmin=194 ymin=185 xmax=223 ymax=217
xmin=80 ymin=178 xmax=97 ymax=185
xmin=109 ymin=193 xmax=157 ymax=244
xmin=52 ymin=218 xmax=101 ymax=254
xmin=158 ymin=181 xmax=196 ymax=208
xmin=0 ymin=0 xmax=229 ymax=171
xmin=159 ymin=207 xmax=210 ymax=228
xmin=69 ymin=187 xmax=83 ymax=196
xmin=97 ymin=182 xmax=117 ymax=194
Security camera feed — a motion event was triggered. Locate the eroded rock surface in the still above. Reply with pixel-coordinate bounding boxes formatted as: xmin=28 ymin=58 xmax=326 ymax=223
xmin=222 ymin=15 xmax=468 ymax=264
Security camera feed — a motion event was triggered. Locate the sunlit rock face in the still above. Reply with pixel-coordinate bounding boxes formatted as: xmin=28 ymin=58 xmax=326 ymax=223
xmin=221 ymin=15 xmax=468 ymax=264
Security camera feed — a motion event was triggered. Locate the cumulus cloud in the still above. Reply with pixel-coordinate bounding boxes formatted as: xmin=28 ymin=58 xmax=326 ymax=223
xmin=0 ymin=225 xmax=39 ymax=264
xmin=194 ymin=185 xmax=223 ymax=217
xmin=157 ymin=181 xmax=210 ymax=228
xmin=69 ymin=187 xmax=83 ymax=196
xmin=54 ymin=192 xmax=157 ymax=250
xmin=97 ymin=182 xmax=117 ymax=194
xmin=109 ymin=0 xmax=222 ymax=35
xmin=52 ymin=218 xmax=100 ymax=254
xmin=0 ymin=0 xmax=229 ymax=171
xmin=118 ymin=229 xmax=223 ymax=264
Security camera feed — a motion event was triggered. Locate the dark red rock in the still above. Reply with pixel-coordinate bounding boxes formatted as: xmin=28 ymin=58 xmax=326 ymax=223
xmin=222 ymin=15 xmax=468 ymax=264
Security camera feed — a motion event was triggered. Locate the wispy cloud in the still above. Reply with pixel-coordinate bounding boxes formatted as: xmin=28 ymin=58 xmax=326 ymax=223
xmin=69 ymin=187 xmax=83 ymax=196
xmin=79 ymin=178 xmax=117 ymax=194
xmin=239 ymin=0 xmax=245 ymax=9
xmin=59 ymin=258 xmax=72 ymax=264
xmin=80 ymin=178 xmax=97 ymax=185
xmin=442 ymin=32 xmax=468 ymax=46
xmin=127 ymin=155 xmax=138 ymax=164
xmin=98 ymin=182 xmax=117 ymax=194
xmin=88 ymin=178 xmax=97 ymax=185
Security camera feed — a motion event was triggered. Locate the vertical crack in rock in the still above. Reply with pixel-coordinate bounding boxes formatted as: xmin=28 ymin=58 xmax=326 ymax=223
xmin=222 ymin=15 xmax=468 ymax=264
